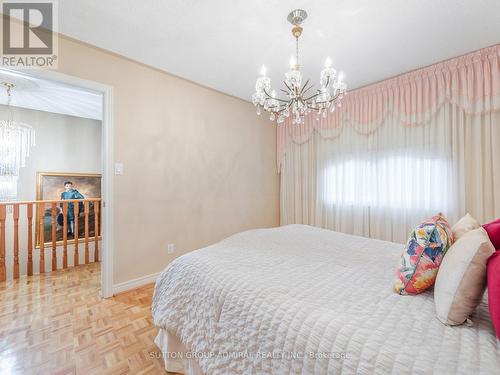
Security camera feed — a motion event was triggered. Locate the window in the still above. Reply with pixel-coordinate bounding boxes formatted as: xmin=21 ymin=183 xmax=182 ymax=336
xmin=323 ymin=154 xmax=451 ymax=211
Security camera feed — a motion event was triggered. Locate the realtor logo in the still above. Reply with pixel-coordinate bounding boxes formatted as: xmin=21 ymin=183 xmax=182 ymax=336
xmin=1 ymin=0 xmax=58 ymax=68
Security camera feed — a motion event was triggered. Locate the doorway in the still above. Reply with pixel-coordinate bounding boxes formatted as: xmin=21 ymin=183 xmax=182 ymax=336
xmin=0 ymin=68 xmax=113 ymax=297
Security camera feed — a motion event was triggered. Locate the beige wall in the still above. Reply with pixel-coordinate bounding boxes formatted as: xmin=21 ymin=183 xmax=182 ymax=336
xmin=53 ymin=35 xmax=279 ymax=285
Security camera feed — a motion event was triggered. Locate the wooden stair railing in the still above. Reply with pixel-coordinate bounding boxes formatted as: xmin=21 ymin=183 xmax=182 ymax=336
xmin=0 ymin=198 xmax=101 ymax=281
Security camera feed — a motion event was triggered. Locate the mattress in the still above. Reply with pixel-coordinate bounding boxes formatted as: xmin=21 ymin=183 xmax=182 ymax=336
xmin=152 ymin=224 xmax=500 ymax=374
xmin=155 ymin=328 xmax=204 ymax=375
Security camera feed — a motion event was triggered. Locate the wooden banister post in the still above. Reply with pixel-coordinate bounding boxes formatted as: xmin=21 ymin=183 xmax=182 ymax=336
xmin=27 ymin=203 xmax=33 ymax=276
xmin=84 ymin=200 xmax=89 ymax=264
xmin=0 ymin=205 xmax=6 ymax=281
xmin=51 ymin=203 xmax=57 ymax=271
xmin=94 ymin=201 xmax=99 ymax=262
xmin=13 ymin=204 xmax=19 ymax=279
xmin=38 ymin=202 xmax=45 ymax=274
xmin=63 ymin=202 xmax=68 ymax=269
xmin=74 ymin=202 xmax=79 ymax=266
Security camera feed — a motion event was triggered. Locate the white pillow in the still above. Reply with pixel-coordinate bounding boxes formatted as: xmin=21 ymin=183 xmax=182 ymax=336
xmin=434 ymin=227 xmax=495 ymax=325
xmin=451 ymin=213 xmax=480 ymax=241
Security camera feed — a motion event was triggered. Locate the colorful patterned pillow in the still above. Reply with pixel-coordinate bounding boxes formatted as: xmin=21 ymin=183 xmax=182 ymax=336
xmin=394 ymin=214 xmax=453 ymax=295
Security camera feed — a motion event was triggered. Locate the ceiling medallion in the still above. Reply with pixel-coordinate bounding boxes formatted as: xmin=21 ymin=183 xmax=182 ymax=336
xmin=252 ymin=9 xmax=347 ymax=125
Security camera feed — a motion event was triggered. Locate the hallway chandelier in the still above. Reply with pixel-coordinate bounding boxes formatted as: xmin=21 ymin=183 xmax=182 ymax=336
xmin=252 ymin=9 xmax=347 ymax=125
xmin=0 ymin=82 xmax=35 ymax=200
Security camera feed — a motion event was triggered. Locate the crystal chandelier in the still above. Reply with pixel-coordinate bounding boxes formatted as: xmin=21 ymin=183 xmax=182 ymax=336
xmin=252 ymin=9 xmax=347 ymax=125
xmin=0 ymin=82 xmax=35 ymax=200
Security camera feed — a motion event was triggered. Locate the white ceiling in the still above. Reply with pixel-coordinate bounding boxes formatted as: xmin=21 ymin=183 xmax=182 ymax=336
xmin=48 ymin=1 xmax=500 ymax=101
xmin=0 ymin=69 xmax=103 ymax=120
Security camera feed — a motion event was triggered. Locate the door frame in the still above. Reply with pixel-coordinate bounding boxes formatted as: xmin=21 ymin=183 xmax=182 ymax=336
xmin=2 ymin=68 xmax=115 ymax=298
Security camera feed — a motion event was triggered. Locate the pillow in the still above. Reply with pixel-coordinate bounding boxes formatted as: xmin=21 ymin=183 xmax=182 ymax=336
xmin=434 ymin=227 xmax=495 ymax=325
xmin=487 ymin=251 xmax=500 ymax=338
xmin=394 ymin=213 xmax=453 ymax=295
xmin=452 ymin=213 xmax=480 ymax=241
xmin=483 ymin=218 xmax=500 ymax=249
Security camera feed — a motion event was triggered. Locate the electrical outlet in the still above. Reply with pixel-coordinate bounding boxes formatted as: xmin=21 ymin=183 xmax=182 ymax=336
xmin=167 ymin=243 xmax=175 ymax=254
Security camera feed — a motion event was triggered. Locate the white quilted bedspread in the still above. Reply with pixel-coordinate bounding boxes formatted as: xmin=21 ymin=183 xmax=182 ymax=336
xmin=152 ymin=224 xmax=500 ymax=375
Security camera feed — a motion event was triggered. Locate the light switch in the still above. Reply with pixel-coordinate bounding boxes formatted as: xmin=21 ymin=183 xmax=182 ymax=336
xmin=167 ymin=244 xmax=175 ymax=254
xmin=114 ymin=162 xmax=124 ymax=175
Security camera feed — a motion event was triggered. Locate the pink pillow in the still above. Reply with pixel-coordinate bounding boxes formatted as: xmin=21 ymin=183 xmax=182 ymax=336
xmin=483 ymin=218 xmax=500 ymax=249
xmin=487 ymin=251 xmax=500 ymax=339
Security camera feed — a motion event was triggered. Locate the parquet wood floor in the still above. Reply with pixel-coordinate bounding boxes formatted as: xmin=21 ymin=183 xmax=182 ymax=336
xmin=0 ymin=263 xmax=177 ymax=375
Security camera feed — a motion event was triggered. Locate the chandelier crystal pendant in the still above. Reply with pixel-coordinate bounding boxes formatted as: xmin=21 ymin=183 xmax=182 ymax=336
xmin=0 ymin=82 xmax=35 ymax=200
xmin=252 ymin=9 xmax=347 ymax=125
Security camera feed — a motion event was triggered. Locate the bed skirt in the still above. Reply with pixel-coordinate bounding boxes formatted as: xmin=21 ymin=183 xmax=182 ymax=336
xmin=154 ymin=329 xmax=204 ymax=375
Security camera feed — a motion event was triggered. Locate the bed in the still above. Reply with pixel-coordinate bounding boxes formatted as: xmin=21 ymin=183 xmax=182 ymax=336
xmin=152 ymin=224 xmax=500 ymax=374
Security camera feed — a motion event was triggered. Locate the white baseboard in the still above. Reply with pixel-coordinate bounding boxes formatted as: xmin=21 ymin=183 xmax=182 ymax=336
xmin=112 ymin=272 xmax=161 ymax=295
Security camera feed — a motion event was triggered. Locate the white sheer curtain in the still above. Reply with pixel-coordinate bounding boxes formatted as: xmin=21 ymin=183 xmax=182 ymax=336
xmin=280 ymin=103 xmax=500 ymax=243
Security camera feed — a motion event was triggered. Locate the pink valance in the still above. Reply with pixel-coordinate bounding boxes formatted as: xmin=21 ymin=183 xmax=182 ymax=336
xmin=277 ymin=44 xmax=500 ymax=170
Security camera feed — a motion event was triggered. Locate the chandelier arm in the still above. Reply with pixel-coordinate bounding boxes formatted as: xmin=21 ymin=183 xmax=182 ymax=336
xmin=300 ymin=79 xmax=310 ymax=94
xmin=330 ymin=93 xmax=340 ymax=102
xmin=329 ymin=92 xmax=341 ymax=102
xmin=302 ymin=86 xmax=313 ymax=97
xmin=276 ymin=100 xmax=293 ymax=114
xmin=282 ymin=81 xmax=293 ymax=93
xmin=303 ymin=92 xmax=342 ymax=112
xmin=275 ymin=106 xmax=289 ymax=115
xmin=281 ymin=100 xmax=293 ymax=110
xmin=303 ymin=92 xmax=321 ymax=102
xmin=315 ymin=92 xmax=342 ymax=105
xmin=263 ymin=89 xmax=289 ymax=103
